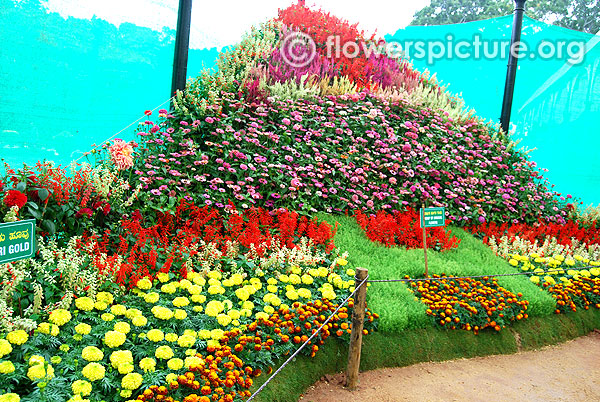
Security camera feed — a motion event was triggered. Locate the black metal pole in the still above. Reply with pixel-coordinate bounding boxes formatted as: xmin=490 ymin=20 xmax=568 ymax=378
xmin=171 ymin=0 xmax=193 ymax=97
xmin=500 ymin=0 xmax=526 ymax=134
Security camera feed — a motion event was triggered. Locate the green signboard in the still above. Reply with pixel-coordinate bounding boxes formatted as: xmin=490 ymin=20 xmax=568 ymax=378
xmin=420 ymin=207 xmax=446 ymax=228
xmin=0 ymin=219 xmax=36 ymax=264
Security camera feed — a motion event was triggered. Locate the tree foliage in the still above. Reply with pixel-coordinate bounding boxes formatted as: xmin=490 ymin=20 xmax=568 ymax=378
xmin=411 ymin=0 xmax=600 ymax=34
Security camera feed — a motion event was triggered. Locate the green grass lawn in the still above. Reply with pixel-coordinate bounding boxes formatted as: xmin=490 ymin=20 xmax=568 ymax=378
xmin=316 ymin=214 xmax=556 ymax=332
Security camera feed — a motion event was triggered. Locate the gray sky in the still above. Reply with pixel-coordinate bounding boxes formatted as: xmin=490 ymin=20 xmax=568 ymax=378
xmin=40 ymin=0 xmax=431 ymax=49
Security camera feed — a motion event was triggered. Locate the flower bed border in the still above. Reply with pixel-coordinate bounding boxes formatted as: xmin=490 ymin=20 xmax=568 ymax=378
xmin=250 ymin=307 xmax=600 ymax=402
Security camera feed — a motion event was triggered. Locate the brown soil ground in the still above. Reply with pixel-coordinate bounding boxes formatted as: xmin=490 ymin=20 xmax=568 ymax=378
xmin=301 ymin=331 xmax=600 ymax=402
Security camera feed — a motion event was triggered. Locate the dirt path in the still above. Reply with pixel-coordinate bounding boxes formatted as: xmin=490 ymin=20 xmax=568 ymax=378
xmin=301 ymin=332 xmax=600 ymax=402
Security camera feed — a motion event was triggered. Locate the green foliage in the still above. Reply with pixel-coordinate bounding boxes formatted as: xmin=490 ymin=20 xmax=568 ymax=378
xmin=411 ymin=0 xmax=600 ymax=34
xmin=317 ymin=214 xmax=556 ymax=333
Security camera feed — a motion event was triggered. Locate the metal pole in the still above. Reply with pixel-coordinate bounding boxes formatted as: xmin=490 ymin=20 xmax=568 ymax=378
xmin=171 ymin=0 xmax=193 ymax=98
xmin=500 ymin=0 xmax=527 ymax=134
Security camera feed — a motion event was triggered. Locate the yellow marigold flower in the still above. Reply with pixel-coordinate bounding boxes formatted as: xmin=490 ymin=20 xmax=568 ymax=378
xmin=263 ymin=305 xmax=275 ymax=315
xmin=157 ymin=272 xmax=170 ymax=283
xmin=336 ymin=258 xmax=348 ymax=266
xmin=165 ymin=373 xmax=178 ymax=383
xmin=590 ymin=268 xmax=600 ymax=276
xmin=291 ymin=266 xmax=302 ymax=275
xmin=297 ymin=288 xmax=312 ymax=299
xmin=114 ymin=322 xmax=131 ymax=334
xmin=217 ymin=314 xmax=232 ymax=327
xmin=0 ymin=361 xmax=15 ymax=374
xmin=101 ymin=313 xmax=115 ymax=322
xmin=184 ymin=355 xmax=203 ymax=369
xmin=120 ymin=390 xmax=132 ymax=398
xmin=240 ymin=309 xmax=252 ymax=318
xmin=37 ymin=322 xmax=59 ymax=336
xmin=301 ymin=274 xmax=314 ymax=285
xmin=188 ymin=285 xmax=202 ymax=295
xmin=285 ymin=289 xmax=299 ymax=300
xmin=167 ymin=358 xmax=184 ymax=371
xmin=165 ymin=333 xmax=178 ymax=343
xmin=96 ymin=292 xmax=114 ymax=305
xmin=278 ymin=274 xmax=289 ymax=283
xmin=192 ymin=275 xmax=206 ymax=286
xmin=191 ymin=294 xmax=206 ymax=303
xmin=179 ymin=278 xmax=192 ymax=289
xmin=177 ymin=334 xmax=196 ymax=348
xmin=289 ymin=274 xmax=301 ymax=285
xmin=29 ymin=355 xmax=45 ymax=366
xmin=171 ymin=296 xmax=188 ymax=307
xmin=74 ymin=323 xmax=92 ymax=335
xmin=151 ymin=306 xmax=174 ymax=320
xmin=207 ymin=285 xmax=225 ymax=295
xmin=231 ymin=273 xmax=243 ymax=285
xmin=144 ymin=292 xmax=160 ymax=304
xmin=267 ymin=278 xmax=278 ymax=285
xmin=94 ymin=301 xmax=108 ymax=311
xmin=198 ymin=329 xmax=211 ymax=339
xmin=118 ymin=361 xmax=134 ymax=374
xmin=227 ymin=309 xmax=241 ymax=320
xmin=67 ymin=395 xmax=89 ymax=402
xmin=222 ymin=279 xmax=234 ymax=287
xmin=6 ymin=330 xmax=28 ymax=345
xmin=174 ymin=309 xmax=187 ymax=320
xmin=242 ymin=301 xmax=254 ymax=310
xmin=581 ymin=269 xmax=591 ymax=277
xmin=207 ymin=270 xmax=222 ymax=280
xmin=132 ymin=315 xmax=148 ymax=327
xmin=136 ymin=277 xmax=152 ymax=290
xmin=75 ymin=297 xmax=95 ymax=312
xmin=530 ymin=275 xmax=540 ymax=284
xmin=125 ymin=308 xmax=142 ymax=319
xmin=567 ymin=269 xmax=577 ymax=276
xmin=345 ymin=269 xmax=355 ymax=277
xmin=193 ymin=306 xmax=203 ymax=313
xmin=317 ymin=267 xmax=329 ymax=277
xmin=71 ymin=380 xmax=92 ymax=396
xmin=255 ymin=312 xmax=269 ymax=321
xmin=109 ymin=350 xmax=133 ymax=368
xmin=48 ymin=309 xmax=72 ymax=327
xmin=104 ymin=331 xmax=126 ymax=348
xmin=544 ymin=276 xmax=556 ymax=285
xmin=81 ymin=346 xmax=104 ymax=362
xmin=139 ymin=357 xmax=156 ymax=372
xmin=205 ymin=300 xmax=224 ymax=317
xmin=111 ymin=304 xmax=127 ymax=316
xmin=147 ymin=329 xmax=164 ymax=342
xmin=27 ymin=364 xmax=53 ymax=381
xmin=210 ymin=329 xmax=224 ymax=341
xmin=0 ymin=393 xmax=20 ymax=402
xmin=235 ymin=288 xmax=250 ymax=301
xmin=155 ymin=345 xmax=174 ymax=360
xmin=50 ymin=356 xmax=61 ymax=364
xmin=266 ymin=285 xmax=278 ymax=293
xmin=508 ymin=258 xmax=518 ymax=267
xmin=121 ymin=372 xmax=143 ymax=390
xmin=322 ymin=290 xmax=337 ymax=300
xmin=59 ymin=344 xmax=70 ymax=352
xmin=160 ymin=283 xmax=177 ymax=294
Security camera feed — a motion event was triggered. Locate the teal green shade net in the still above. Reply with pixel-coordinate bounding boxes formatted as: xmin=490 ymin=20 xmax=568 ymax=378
xmin=0 ymin=1 xmax=219 ymax=170
xmin=387 ymin=16 xmax=600 ymax=207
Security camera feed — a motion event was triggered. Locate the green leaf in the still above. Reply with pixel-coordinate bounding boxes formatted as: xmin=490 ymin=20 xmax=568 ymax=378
xmin=27 ymin=206 xmax=42 ymax=219
xmin=42 ymin=220 xmax=56 ymax=235
xmin=37 ymin=188 xmax=49 ymax=201
xmin=16 ymin=181 xmax=26 ymax=192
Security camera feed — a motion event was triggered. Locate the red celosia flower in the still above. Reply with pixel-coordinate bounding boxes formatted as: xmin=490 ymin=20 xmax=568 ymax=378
xmin=3 ymin=190 xmax=28 ymax=208
xmin=75 ymin=208 xmax=93 ymax=219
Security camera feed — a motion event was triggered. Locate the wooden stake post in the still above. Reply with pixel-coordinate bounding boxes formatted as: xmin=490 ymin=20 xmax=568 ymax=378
xmin=421 ymin=203 xmax=429 ymax=277
xmin=345 ymin=267 xmax=368 ymax=390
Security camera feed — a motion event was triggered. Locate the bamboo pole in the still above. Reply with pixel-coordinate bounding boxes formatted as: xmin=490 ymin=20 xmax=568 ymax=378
xmin=345 ymin=267 xmax=368 ymax=390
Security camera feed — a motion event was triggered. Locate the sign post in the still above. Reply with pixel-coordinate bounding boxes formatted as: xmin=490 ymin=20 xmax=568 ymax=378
xmin=0 ymin=220 xmax=36 ymax=264
xmin=419 ymin=206 xmax=446 ymax=277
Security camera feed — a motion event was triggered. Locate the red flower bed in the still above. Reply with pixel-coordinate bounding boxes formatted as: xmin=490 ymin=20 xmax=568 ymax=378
xmin=467 ymin=220 xmax=600 ymax=248
xmin=354 ymin=209 xmax=460 ymax=251
xmin=82 ymin=201 xmax=338 ymax=288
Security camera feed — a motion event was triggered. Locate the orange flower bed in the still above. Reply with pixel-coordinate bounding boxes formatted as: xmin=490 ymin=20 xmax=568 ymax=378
xmin=408 ymin=275 xmax=529 ymax=334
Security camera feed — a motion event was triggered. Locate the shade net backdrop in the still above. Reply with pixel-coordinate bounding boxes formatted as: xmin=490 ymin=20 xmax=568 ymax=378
xmin=387 ymin=16 xmax=600 ymax=206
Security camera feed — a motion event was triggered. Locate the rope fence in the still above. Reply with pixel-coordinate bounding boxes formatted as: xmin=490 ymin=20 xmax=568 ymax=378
xmin=246 ymin=274 xmax=369 ymax=401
